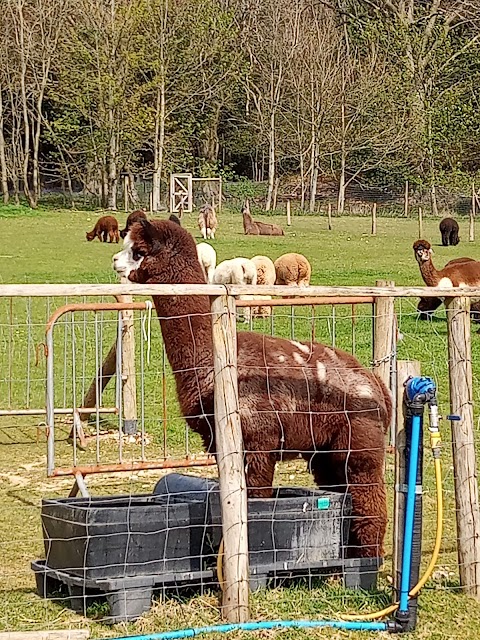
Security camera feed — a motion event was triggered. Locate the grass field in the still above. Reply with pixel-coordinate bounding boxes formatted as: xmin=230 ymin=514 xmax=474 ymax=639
xmin=1 ymin=203 xmax=480 ymax=638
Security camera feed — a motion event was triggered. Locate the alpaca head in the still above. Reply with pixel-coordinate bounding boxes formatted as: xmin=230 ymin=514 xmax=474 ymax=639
xmin=168 ymin=214 xmax=181 ymax=226
xmin=86 ymin=230 xmax=95 ymax=241
xmin=113 ymin=218 xmax=205 ymax=284
xmin=413 ymin=239 xmax=432 ymax=264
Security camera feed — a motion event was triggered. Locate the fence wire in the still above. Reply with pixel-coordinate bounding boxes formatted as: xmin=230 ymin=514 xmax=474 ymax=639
xmin=0 ymin=290 xmax=477 ymax=635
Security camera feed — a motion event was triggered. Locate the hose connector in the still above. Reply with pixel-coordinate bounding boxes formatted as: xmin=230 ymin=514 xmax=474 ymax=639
xmin=404 ymin=376 xmax=436 ymax=408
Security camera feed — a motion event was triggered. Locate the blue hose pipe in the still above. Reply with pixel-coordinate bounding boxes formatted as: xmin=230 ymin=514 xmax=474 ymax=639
xmin=398 ymin=413 xmax=422 ymax=614
xmin=112 ymin=619 xmax=391 ymax=640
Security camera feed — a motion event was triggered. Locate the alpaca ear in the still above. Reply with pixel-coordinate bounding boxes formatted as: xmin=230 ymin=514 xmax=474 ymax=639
xmin=138 ymin=217 xmax=166 ymax=253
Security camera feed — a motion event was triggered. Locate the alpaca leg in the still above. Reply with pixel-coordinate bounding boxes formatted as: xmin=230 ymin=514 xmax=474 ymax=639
xmin=345 ymin=471 xmax=387 ymax=559
xmin=244 ymin=450 xmax=276 ymax=498
xmin=309 ymin=429 xmax=386 ymax=558
xmin=441 ymin=231 xmax=448 ymax=246
xmin=201 ymin=226 xmax=207 ymax=240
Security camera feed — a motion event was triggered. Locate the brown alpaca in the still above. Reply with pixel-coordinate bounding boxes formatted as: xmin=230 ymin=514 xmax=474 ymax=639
xmin=417 ymin=257 xmax=478 ymax=319
xmin=242 ymin=202 xmax=284 ymax=236
xmin=439 ymin=217 xmax=459 ymax=246
xmin=413 ymin=239 xmax=480 ymax=287
xmin=198 ymin=204 xmax=218 ymax=240
xmin=86 ymin=215 xmax=119 ymax=243
xmin=120 ymin=210 xmax=147 ymax=239
xmin=113 ymin=220 xmax=392 ymax=558
xmin=275 ymin=253 xmax=312 ymax=286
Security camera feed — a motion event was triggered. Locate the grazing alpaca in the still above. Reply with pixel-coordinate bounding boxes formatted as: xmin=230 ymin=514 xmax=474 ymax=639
xmin=439 ymin=217 xmax=459 ymax=246
xmin=413 ymin=240 xmax=480 ymax=287
xmin=274 ymin=253 xmax=311 ymax=286
xmin=417 ymin=257 xmax=477 ymax=319
xmin=213 ymin=257 xmax=257 ymax=323
xmin=242 ymin=202 xmax=284 ymax=236
xmin=251 ymin=255 xmax=276 ymax=318
xmin=120 ymin=210 xmax=147 ymax=239
xmin=198 ymin=204 xmax=218 ymax=240
xmin=196 ymin=242 xmax=216 ymax=283
xmin=113 ymin=220 xmax=391 ymax=558
xmin=86 ymin=215 xmax=119 ymax=243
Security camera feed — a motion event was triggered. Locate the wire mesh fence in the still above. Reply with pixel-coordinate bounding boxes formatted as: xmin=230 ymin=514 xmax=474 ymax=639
xmin=0 ymin=284 xmax=479 ymax=635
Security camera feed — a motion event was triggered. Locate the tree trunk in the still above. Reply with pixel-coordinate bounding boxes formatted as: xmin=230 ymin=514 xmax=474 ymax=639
xmin=309 ymin=124 xmax=318 ymax=213
xmin=17 ymin=1 xmax=33 ymax=207
xmin=265 ymin=110 xmax=275 ymax=211
xmin=0 ymin=89 xmax=8 ymax=204
xmin=107 ymin=125 xmax=117 ymax=210
xmin=337 ymin=93 xmax=347 ymax=215
xmin=152 ymin=80 xmax=165 ymax=211
xmin=338 ymin=150 xmax=346 ymax=215
xmin=427 ymin=113 xmax=438 ymax=216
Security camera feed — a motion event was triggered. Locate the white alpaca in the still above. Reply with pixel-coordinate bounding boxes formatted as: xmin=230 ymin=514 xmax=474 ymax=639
xmin=196 ymin=243 xmax=217 ymax=283
xmin=213 ymin=257 xmax=257 ymax=323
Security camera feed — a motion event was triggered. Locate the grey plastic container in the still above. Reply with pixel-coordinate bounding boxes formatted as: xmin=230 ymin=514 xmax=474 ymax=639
xmin=41 ymin=492 xmax=216 ymax=580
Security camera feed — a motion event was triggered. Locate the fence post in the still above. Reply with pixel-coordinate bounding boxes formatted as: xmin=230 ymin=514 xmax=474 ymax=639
xmin=446 ymin=295 xmax=480 ymax=597
xmin=371 ymin=202 xmax=377 ymax=236
xmin=418 ymin=207 xmax=423 ymax=238
xmin=393 ymin=359 xmax=421 ymax=597
xmin=124 ymin=175 xmax=129 ymax=212
xmin=211 ymin=293 xmax=250 ymax=622
xmin=286 ymin=199 xmax=291 ymax=226
xmin=119 ymin=277 xmax=137 ymax=434
xmin=470 ymin=183 xmax=476 ymax=242
xmin=373 ymin=280 xmax=395 ymax=398
xmin=327 ymin=203 xmax=332 ymax=230
xmin=404 ymin=180 xmax=409 ymax=217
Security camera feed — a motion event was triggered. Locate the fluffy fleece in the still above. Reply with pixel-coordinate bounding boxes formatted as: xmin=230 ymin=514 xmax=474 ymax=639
xmin=113 ymin=219 xmax=391 ymax=558
xmin=213 ymin=257 xmax=257 ymax=323
xmin=274 ymin=253 xmax=311 ymax=286
xmin=196 ymin=242 xmax=217 ymax=283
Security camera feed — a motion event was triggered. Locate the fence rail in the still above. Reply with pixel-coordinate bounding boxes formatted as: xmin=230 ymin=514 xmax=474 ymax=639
xmin=1 ymin=282 xmax=480 ymax=629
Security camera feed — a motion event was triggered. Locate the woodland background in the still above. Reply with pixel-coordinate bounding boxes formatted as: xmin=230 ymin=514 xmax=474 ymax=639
xmin=1 ymin=0 xmax=480 ymax=212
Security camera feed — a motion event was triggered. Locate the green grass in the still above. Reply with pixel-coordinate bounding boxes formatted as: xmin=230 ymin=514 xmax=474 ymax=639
xmin=1 ymin=203 xmax=480 ymax=638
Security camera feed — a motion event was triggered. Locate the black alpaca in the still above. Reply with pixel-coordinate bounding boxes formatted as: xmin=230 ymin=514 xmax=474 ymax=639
xmin=439 ymin=217 xmax=459 ymax=246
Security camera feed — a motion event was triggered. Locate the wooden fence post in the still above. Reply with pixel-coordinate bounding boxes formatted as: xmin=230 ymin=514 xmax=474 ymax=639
xmin=371 ymin=202 xmax=377 ymax=236
xmin=211 ymin=293 xmax=250 ymax=622
xmin=373 ymin=280 xmax=395 ymax=397
xmin=404 ymin=180 xmax=409 ymax=218
xmin=470 ymin=183 xmax=476 ymax=242
xmin=446 ymin=295 xmax=480 ymax=597
xmin=119 ymin=277 xmax=137 ymax=434
xmin=286 ymin=199 xmax=291 ymax=226
xmin=393 ymin=359 xmax=421 ymax=597
xmin=327 ymin=203 xmax=332 ymax=230
xmin=418 ymin=207 xmax=423 ymax=238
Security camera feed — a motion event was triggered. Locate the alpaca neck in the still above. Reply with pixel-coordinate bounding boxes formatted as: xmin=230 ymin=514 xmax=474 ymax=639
xmin=152 ymin=293 xmax=213 ymax=391
xmin=419 ymin=258 xmax=441 ymax=286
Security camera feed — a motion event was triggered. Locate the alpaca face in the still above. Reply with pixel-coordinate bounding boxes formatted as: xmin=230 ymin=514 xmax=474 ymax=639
xmin=112 ymin=218 xmax=204 ymax=285
xmin=413 ymin=240 xmax=432 ymax=263
xmin=113 ymin=233 xmax=145 ymax=277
